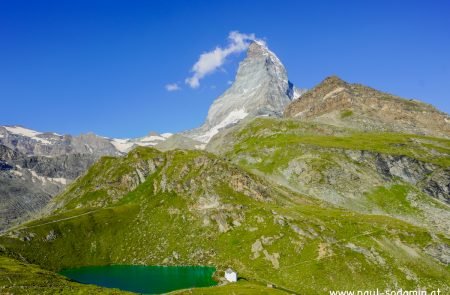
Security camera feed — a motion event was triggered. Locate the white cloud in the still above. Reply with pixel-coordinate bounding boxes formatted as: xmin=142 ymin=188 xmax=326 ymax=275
xmin=185 ymin=31 xmax=258 ymax=88
xmin=165 ymin=83 xmax=181 ymax=91
xmin=227 ymin=80 xmax=233 ymax=85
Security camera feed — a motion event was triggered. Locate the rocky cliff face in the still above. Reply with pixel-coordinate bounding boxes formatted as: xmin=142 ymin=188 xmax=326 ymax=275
xmin=0 ymin=145 xmax=96 ymax=231
xmin=0 ymin=126 xmax=120 ymax=157
xmin=284 ymin=76 xmax=450 ymax=138
xmin=185 ymin=41 xmax=296 ymax=143
xmin=372 ymin=152 xmax=449 ymax=204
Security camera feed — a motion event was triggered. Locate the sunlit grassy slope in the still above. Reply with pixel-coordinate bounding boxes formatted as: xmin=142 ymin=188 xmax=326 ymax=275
xmin=213 ymin=118 xmax=450 ymax=168
xmin=207 ymin=118 xmax=450 ymax=235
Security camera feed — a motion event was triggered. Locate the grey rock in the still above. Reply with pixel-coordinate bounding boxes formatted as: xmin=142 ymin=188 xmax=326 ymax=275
xmin=373 ymin=153 xmax=449 ymax=204
xmin=0 ymin=125 xmax=173 ymax=232
xmin=423 ymin=169 xmax=450 ymax=204
xmin=375 ymin=154 xmax=434 ymax=184
xmin=425 ymin=244 xmax=450 ymax=265
xmin=0 ymin=126 xmax=121 ymax=157
xmin=0 ymin=144 xmax=96 ymax=231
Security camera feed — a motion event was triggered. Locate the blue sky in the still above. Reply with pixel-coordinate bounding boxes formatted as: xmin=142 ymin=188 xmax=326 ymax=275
xmin=0 ymin=0 xmax=449 ymax=138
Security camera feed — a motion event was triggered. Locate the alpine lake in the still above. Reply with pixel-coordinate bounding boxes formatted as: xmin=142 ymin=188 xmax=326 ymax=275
xmin=59 ymin=265 xmax=217 ymax=294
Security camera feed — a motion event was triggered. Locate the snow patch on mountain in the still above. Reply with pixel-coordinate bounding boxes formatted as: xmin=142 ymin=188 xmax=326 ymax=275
xmin=110 ymin=133 xmax=173 ymax=153
xmin=109 ymin=139 xmax=134 ymax=153
xmin=4 ymin=126 xmax=53 ymax=144
xmin=4 ymin=126 xmax=42 ymax=138
xmin=193 ymin=108 xmax=248 ymax=143
xmin=30 ymin=170 xmax=67 ymax=185
xmin=293 ymin=87 xmax=307 ymax=100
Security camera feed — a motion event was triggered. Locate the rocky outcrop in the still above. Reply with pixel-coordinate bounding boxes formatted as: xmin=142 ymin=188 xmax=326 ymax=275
xmin=355 ymin=151 xmax=449 ymax=204
xmin=284 ymin=76 xmax=450 ymax=138
xmin=426 ymin=243 xmax=450 ymax=265
xmin=423 ymin=169 xmax=450 ymax=203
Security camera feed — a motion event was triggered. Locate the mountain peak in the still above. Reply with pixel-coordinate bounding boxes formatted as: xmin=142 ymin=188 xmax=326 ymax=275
xmin=312 ymin=75 xmax=348 ymax=92
xmin=247 ymin=40 xmax=269 ymax=57
xmin=321 ymin=75 xmax=346 ymax=85
xmin=184 ymin=42 xmax=295 ymax=143
xmin=284 ymin=76 xmax=450 ymax=138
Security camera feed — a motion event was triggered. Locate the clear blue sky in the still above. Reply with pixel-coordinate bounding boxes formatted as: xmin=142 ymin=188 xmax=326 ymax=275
xmin=1 ymin=0 xmax=449 ymax=138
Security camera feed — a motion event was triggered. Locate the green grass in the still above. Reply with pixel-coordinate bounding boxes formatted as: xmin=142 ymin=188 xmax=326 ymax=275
xmin=213 ymin=117 xmax=450 ymax=238
xmin=365 ymin=184 xmax=417 ymax=215
xmin=340 ymin=109 xmax=353 ymax=118
xmin=227 ymin=118 xmax=450 ymax=168
xmin=0 ymin=255 xmax=130 ymax=294
xmin=171 ymin=281 xmax=289 ymax=294
xmin=0 ymin=151 xmax=450 ymax=294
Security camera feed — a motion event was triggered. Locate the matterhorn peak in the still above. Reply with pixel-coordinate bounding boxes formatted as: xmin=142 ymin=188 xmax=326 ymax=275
xmin=247 ymin=40 xmax=270 ymax=57
xmin=184 ymin=41 xmax=296 ymax=143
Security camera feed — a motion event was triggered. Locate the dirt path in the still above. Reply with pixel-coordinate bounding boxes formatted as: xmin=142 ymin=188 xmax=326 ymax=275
xmin=2 ymin=209 xmax=100 ymax=233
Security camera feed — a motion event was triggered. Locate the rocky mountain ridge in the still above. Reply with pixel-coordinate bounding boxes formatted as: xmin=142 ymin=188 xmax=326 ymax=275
xmin=0 ymin=125 xmax=172 ymax=156
xmin=0 ymin=125 xmax=172 ymax=231
xmin=284 ymin=76 xmax=450 ymax=138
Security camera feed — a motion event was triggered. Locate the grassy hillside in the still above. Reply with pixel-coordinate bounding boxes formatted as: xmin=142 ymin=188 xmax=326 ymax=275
xmin=1 ymin=147 xmax=449 ymax=294
xmin=211 ymin=118 xmax=450 ymax=167
xmin=208 ymin=118 xmax=450 ymax=235
xmin=171 ymin=281 xmax=289 ymax=294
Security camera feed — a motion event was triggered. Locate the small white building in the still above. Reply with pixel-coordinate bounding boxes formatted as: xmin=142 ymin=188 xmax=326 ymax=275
xmin=224 ymin=268 xmax=237 ymax=282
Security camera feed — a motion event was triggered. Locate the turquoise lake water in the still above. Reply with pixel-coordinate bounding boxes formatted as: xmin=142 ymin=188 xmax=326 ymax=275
xmin=59 ymin=265 xmax=217 ymax=294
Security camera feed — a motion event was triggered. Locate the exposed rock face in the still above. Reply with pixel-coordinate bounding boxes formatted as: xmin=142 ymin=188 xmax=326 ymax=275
xmin=284 ymin=76 xmax=450 ymax=138
xmin=423 ymin=169 xmax=450 ymax=203
xmin=0 ymin=125 xmax=172 ymax=156
xmin=0 ymin=145 xmax=96 ymax=231
xmin=0 ymin=126 xmax=121 ymax=157
xmin=426 ymin=243 xmax=450 ymax=265
xmin=354 ymin=151 xmax=449 ymax=204
xmin=185 ymin=41 xmax=296 ymax=143
xmin=277 ymin=147 xmax=450 ymax=232
xmin=0 ymin=127 xmax=125 ymax=232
